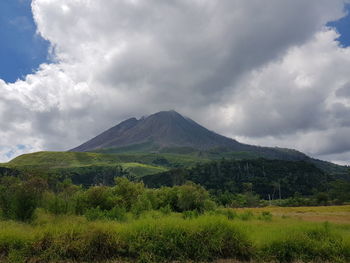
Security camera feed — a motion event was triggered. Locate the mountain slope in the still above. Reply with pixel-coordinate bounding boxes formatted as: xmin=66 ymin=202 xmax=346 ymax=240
xmin=70 ymin=110 xmax=242 ymax=152
xmin=70 ymin=110 xmax=308 ymax=161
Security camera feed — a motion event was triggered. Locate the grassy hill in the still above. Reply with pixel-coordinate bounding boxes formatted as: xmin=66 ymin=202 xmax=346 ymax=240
xmin=1 ymin=151 xmax=210 ymax=183
xmin=5 ymin=151 xmax=123 ymax=168
xmin=5 ymin=151 xmax=207 ymax=168
xmin=2 ymin=150 xmax=348 ymax=189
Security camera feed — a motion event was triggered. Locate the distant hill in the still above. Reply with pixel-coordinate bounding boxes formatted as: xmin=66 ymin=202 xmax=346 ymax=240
xmin=6 ymin=151 xmax=206 ymax=169
xmin=2 ymin=150 xmax=213 ymax=186
xmin=2 ymin=111 xmax=347 ymax=185
xmin=142 ymin=158 xmax=330 ymax=199
xmin=70 ymin=110 xmax=309 ymax=161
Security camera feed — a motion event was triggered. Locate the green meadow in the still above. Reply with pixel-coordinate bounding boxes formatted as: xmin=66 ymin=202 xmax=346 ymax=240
xmin=0 ymin=206 xmax=349 ymax=262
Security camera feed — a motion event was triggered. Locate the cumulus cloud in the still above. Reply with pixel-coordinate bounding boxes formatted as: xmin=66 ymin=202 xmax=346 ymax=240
xmin=213 ymin=29 xmax=350 ymax=164
xmin=0 ymin=0 xmax=350 ymax=164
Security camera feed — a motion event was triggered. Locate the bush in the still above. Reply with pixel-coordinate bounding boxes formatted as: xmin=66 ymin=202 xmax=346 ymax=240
xmin=43 ymin=192 xmax=68 ymax=215
xmin=176 ymin=182 xmax=211 ymax=212
xmin=240 ymin=211 xmax=254 ymax=221
xmin=159 ymin=204 xmax=172 ymax=215
xmin=262 ymin=224 xmax=349 ymax=263
xmin=85 ymin=207 xmax=106 ymax=221
xmin=0 ymin=234 xmax=29 ymax=258
xmin=85 ymin=206 xmax=127 ymax=222
xmin=85 ymin=186 xmax=114 ymax=210
xmin=182 ymin=210 xmax=199 ymax=219
xmin=29 ymin=228 xmax=126 ymax=262
xmin=258 ymin=211 xmax=272 ymax=221
xmin=113 ymin=177 xmax=145 ymax=210
xmin=106 ymin=206 xmax=127 ymax=222
xmin=0 ymin=177 xmax=47 ymax=222
xmin=131 ymin=194 xmax=153 ymax=217
xmin=212 ymin=208 xmax=237 ymax=220
xmin=124 ymin=217 xmax=253 ymax=262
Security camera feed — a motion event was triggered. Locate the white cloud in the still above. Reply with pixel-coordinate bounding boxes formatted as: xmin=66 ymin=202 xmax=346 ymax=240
xmin=215 ymin=29 xmax=350 ymax=163
xmin=0 ymin=0 xmax=350 ymax=164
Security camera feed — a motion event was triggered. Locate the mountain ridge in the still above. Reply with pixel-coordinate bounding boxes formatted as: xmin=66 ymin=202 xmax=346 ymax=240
xmin=70 ymin=110 xmax=241 ymax=151
xmin=3 ymin=110 xmax=347 ymax=179
xmin=70 ymin=110 xmax=310 ymax=162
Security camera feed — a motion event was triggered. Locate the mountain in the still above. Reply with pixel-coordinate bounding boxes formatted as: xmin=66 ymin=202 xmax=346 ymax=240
xmin=2 ymin=110 xmax=348 ymax=187
xmin=70 ymin=110 xmax=308 ymax=161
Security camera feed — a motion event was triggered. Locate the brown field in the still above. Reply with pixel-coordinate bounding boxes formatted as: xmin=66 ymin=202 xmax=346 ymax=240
xmin=236 ymin=204 xmax=350 ymax=224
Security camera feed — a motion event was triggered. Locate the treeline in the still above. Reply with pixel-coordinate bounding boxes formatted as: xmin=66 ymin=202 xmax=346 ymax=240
xmin=0 ymin=165 xmax=129 ymax=187
xmin=143 ymin=158 xmax=350 ymax=206
xmin=0 ymin=174 xmax=215 ymax=222
xmin=1 ymin=158 xmax=349 ymax=219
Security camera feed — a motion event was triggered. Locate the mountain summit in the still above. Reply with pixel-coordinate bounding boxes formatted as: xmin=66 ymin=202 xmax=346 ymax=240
xmin=70 ymin=110 xmax=242 ymax=152
xmin=70 ymin=110 xmax=308 ymax=161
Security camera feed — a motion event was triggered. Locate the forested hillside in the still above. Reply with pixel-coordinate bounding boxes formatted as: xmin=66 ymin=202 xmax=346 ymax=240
xmin=143 ymin=158 xmax=350 ymax=205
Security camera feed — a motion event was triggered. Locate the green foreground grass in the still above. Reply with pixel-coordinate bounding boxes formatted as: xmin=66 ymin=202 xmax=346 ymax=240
xmin=0 ymin=209 xmax=349 ymax=263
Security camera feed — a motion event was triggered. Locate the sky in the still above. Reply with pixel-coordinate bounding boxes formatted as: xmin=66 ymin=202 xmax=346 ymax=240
xmin=0 ymin=0 xmax=49 ymax=83
xmin=0 ymin=0 xmax=350 ymax=165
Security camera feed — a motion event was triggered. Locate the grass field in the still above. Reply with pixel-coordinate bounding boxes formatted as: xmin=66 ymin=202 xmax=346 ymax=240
xmin=237 ymin=205 xmax=350 ymax=224
xmin=121 ymin=162 xmax=167 ymax=177
xmin=0 ymin=206 xmax=349 ymax=262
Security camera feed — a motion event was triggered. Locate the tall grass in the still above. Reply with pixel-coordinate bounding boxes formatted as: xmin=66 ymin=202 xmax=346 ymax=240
xmin=0 ymin=212 xmax=349 ymax=262
xmin=121 ymin=216 xmax=252 ymax=262
xmin=261 ymin=222 xmax=349 ymax=262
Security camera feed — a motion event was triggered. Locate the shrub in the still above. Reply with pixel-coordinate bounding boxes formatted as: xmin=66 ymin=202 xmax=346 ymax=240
xmin=176 ymin=182 xmax=210 ymax=212
xmin=182 ymin=210 xmax=199 ymax=219
xmin=113 ymin=177 xmax=145 ymax=210
xmin=85 ymin=207 xmax=105 ymax=221
xmin=85 ymin=186 xmax=114 ymax=210
xmin=0 ymin=234 xmax=29 ymax=258
xmin=106 ymin=207 xmax=127 ymax=222
xmin=131 ymin=194 xmax=153 ymax=217
xmin=258 ymin=211 xmax=272 ymax=221
xmin=124 ymin=217 xmax=253 ymax=262
xmin=29 ymin=228 xmax=126 ymax=262
xmin=262 ymin=225 xmax=349 ymax=263
xmin=240 ymin=211 xmax=254 ymax=221
xmin=159 ymin=204 xmax=172 ymax=215
xmin=43 ymin=192 xmax=68 ymax=215
xmin=213 ymin=208 xmax=237 ymax=220
xmin=0 ymin=177 xmax=47 ymax=222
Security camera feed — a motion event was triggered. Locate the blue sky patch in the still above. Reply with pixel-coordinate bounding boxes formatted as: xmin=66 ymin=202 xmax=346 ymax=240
xmin=0 ymin=0 xmax=50 ymax=83
xmin=327 ymin=3 xmax=350 ymax=47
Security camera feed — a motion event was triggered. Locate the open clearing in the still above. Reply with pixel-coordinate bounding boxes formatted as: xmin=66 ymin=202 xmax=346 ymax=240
xmin=237 ymin=204 xmax=350 ymax=224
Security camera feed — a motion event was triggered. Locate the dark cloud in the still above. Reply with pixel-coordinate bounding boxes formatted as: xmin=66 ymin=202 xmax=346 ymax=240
xmin=336 ymin=83 xmax=350 ymax=97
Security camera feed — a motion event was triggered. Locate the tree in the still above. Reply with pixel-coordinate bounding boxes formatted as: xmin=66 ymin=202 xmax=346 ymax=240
xmin=0 ymin=176 xmax=47 ymax=221
xmin=112 ymin=177 xmax=145 ymax=210
xmin=176 ymin=182 xmax=210 ymax=212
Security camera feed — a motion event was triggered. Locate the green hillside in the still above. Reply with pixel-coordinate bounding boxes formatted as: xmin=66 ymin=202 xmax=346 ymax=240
xmin=6 ymin=151 xmax=123 ymax=168
xmin=1 ymin=151 xmax=211 ymax=183
xmin=5 ymin=151 xmax=208 ymax=168
xmin=121 ymin=162 xmax=167 ymax=177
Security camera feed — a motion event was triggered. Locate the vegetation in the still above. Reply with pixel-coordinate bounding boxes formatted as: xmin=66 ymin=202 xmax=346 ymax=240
xmin=4 ymin=151 xmax=207 ymax=169
xmin=143 ymin=158 xmax=350 ymax=206
xmin=0 ymin=171 xmax=348 ymax=262
xmin=0 ymin=150 xmax=349 ymax=262
xmin=0 ymin=208 xmax=348 ymax=262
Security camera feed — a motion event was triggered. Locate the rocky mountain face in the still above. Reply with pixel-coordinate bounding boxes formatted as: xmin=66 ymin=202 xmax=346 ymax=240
xmin=70 ymin=110 xmax=308 ymax=161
